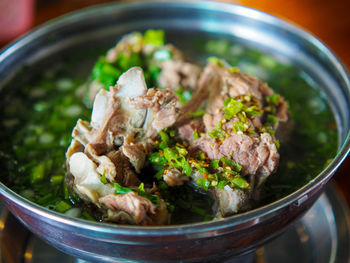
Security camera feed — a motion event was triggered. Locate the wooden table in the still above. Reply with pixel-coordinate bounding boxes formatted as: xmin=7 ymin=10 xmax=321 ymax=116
xmin=3 ymin=0 xmax=350 ymax=202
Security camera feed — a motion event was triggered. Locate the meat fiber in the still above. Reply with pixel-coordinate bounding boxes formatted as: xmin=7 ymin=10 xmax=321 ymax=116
xmin=66 ymin=67 xmax=173 ymax=225
xmin=188 ymin=62 xmax=288 ymax=216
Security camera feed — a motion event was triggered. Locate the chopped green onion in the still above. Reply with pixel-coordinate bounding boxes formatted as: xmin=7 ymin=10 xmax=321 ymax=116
xmin=138 ymin=183 xmax=145 ymax=192
xmin=148 ymin=152 xmax=167 ymax=166
xmin=154 ymin=168 xmax=165 ymax=180
xmin=189 ymin=108 xmax=205 ymax=118
xmin=207 ymin=56 xmax=224 ymax=67
xmin=114 ymin=183 xmax=132 ymax=194
xmin=232 ymin=177 xmax=250 ymax=189
xmin=100 ymin=171 xmax=108 ymax=184
xmin=81 ymin=211 xmax=95 ymax=221
xmin=217 ymin=181 xmax=227 ymax=189
xmin=266 ymin=94 xmax=280 ymax=106
xmin=50 ymin=175 xmax=64 ymax=185
xmin=211 ymin=160 xmax=220 ymax=169
xmin=191 ymin=206 xmax=207 ymax=216
xmin=193 ymin=129 xmax=199 ymax=139
xmin=55 ymin=200 xmax=72 ymax=213
xmin=30 ymin=163 xmax=46 ymax=184
xmin=143 ymin=29 xmax=165 ymax=46
xmin=224 ymin=98 xmax=243 ymax=119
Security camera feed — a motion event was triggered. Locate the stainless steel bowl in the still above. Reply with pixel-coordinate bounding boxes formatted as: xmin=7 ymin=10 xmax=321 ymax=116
xmin=0 ymin=1 xmax=349 ymax=262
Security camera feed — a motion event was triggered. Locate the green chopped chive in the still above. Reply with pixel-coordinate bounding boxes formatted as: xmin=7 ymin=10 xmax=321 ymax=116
xmin=167 ymin=204 xmax=175 ymax=213
xmin=138 ymin=183 xmax=145 ymax=192
xmin=217 ymin=181 xmax=227 ymax=189
xmin=211 ymin=160 xmax=219 ymax=169
xmin=36 ymin=193 xmax=55 ymax=205
xmin=154 ymin=168 xmax=165 ymax=180
xmin=30 ymin=162 xmax=46 ymax=184
xmin=143 ymin=29 xmax=165 ymax=46
xmin=189 ymin=108 xmax=205 ymax=118
xmin=233 ymin=121 xmax=245 ymax=133
xmin=175 ymin=88 xmax=193 ymax=104
xmin=224 ymin=98 xmax=243 ymax=119
xmin=193 ymin=129 xmax=199 ymax=139
xmin=114 ymin=183 xmax=132 ymax=194
xmin=191 ymin=206 xmax=207 ymax=216
xmin=50 ymin=175 xmax=64 ymax=185
xmin=220 ymin=157 xmax=242 ymax=172
xmin=182 ymin=159 xmax=192 ymax=176
xmin=207 ymin=56 xmax=224 ymax=66
xmin=148 ymin=152 xmax=167 ymax=166
xmin=267 ymin=114 xmax=279 ymax=126
xmin=114 ymin=183 xmax=160 ymax=204
xmin=81 ymin=212 xmax=95 ymax=221
xmin=159 ymin=130 xmax=171 ymax=145
xmin=55 ymin=200 xmax=72 ymax=213
xmin=198 ymin=152 xmax=206 ymax=160
xmin=63 ymin=184 xmax=69 ymax=200
xmin=275 ymin=139 xmax=280 ymax=149
xmin=202 ymin=179 xmax=210 ymax=191
xmin=208 ymin=122 xmax=227 ymax=139
xmin=266 ymin=94 xmax=280 ymax=106
xmin=232 ymin=177 xmax=250 ymax=189
xmin=100 ymin=171 xmax=108 ymax=184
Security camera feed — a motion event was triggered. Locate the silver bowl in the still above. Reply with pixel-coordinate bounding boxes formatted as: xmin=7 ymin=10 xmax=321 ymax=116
xmin=0 ymin=1 xmax=349 ymax=262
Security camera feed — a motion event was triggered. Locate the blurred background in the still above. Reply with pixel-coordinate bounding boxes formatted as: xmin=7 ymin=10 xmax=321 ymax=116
xmin=0 ymin=0 xmax=349 ymax=202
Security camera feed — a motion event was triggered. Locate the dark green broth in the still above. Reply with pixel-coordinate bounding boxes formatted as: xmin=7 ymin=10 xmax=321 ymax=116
xmin=0 ymin=35 xmax=337 ymax=223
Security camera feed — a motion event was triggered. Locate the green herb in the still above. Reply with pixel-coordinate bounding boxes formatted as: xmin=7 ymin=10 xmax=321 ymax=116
xmin=114 ymin=183 xmax=160 ymax=204
xmin=100 ymin=171 xmax=108 ymax=184
xmin=91 ymin=58 xmax=121 ymax=87
xmin=154 ymin=168 xmax=165 ymax=180
xmin=30 ymin=162 xmax=46 ymax=184
xmin=182 ymin=158 xmax=192 ymax=176
xmin=211 ymin=160 xmax=220 ymax=169
xmin=143 ymin=29 xmax=165 ymax=46
xmin=266 ymin=114 xmax=279 ymax=127
xmin=55 ymin=200 xmax=72 ymax=213
xmin=191 ymin=205 xmax=207 ymax=216
xmin=50 ymin=175 xmax=64 ymax=185
xmin=224 ymin=98 xmax=244 ymax=119
xmin=208 ymin=122 xmax=227 ymax=139
xmin=114 ymin=183 xmax=132 ymax=194
xmin=81 ymin=211 xmax=95 ymax=221
xmin=232 ymin=177 xmax=250 ymax=189
xmin=189 ymin=108 xmax=205 ymax=118
xmin=160 ymin=130 xmax=171 ymax=145
xmin=266 ymin=94 xmax=280 ymax=106
xmin=175 ymin=87 xmax=193 ymax=104
xmin=148 ymin=152 xmax=167 ymax=166
xmin=217 ymin=181 xmax=227 ymax=189
xmin=207 ymin=56 xmax=224 ymax=67
xmin=193 ymin=129 xmax=199 ymax=139
xmin=220 ymin=157 xmax=242 ymax=172
xmin=138 ymin=183 xmax=145 ymax=192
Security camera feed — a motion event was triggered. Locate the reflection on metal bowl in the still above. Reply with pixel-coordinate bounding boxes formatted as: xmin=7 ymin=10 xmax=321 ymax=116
xmin=0 ymin=1 xmax=349 ymax=262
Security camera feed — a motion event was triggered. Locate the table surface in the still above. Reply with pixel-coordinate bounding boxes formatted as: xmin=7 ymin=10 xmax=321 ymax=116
xmin=2 ymin=0 xmax=350 ymax=203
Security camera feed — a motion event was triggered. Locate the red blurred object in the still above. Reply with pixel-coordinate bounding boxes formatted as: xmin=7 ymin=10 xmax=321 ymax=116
xmin=0 ymin=0 xmax=35 ymax=44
